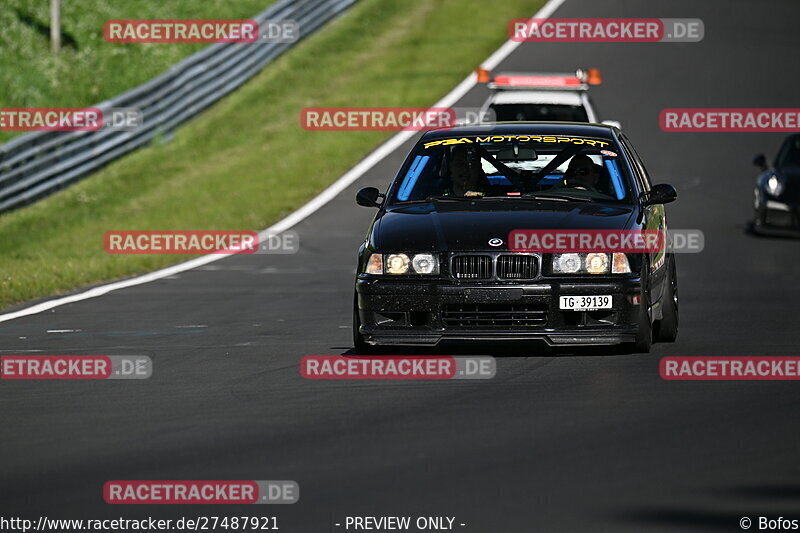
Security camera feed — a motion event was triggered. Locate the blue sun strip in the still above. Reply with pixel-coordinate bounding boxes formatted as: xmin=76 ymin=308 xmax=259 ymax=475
xmin=605 ymin=159 xmax=625 ymax=200
xmin=397 ymin=155 xmax=430 ymax=201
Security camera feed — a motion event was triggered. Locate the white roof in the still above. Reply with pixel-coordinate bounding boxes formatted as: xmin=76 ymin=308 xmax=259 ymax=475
xmin=489 ymin=90 xmax=583 ymax=106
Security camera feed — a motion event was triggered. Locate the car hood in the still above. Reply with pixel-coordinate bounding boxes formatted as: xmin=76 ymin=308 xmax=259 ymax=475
xmin=372 ymin=200 xmax=636 ymax=252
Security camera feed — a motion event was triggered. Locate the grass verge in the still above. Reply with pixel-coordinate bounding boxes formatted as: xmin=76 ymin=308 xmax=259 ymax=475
xmin=0 ymin=0 xmax=274 ymax=143
xmin=0 ymin=0 xmax=544 ymax=311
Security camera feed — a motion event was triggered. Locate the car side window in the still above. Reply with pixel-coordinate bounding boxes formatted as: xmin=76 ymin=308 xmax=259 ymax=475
xmin=620 ymin=134 xmax=652 ymax=192
xmin=613 ymin=135 xmax=644 ymax=195
xmin=617 ymin=134 xmax=650 ymax=195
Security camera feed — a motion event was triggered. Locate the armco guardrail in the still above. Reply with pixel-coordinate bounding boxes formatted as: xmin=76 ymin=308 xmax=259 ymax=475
xmin=0 ymin=0 xmax=356 ymax=214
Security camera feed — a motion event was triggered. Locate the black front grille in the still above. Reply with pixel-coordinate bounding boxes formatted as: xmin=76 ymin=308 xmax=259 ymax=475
xmin=442 ymin=304 xmax=548 ymax=328
xmin=451 ymin=255 xmax=492 ymax=279
xmin=496 ymin=255 xmax=537 ymax=279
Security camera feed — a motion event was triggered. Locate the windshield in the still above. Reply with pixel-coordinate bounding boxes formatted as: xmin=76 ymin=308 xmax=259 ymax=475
xmin=776 ymin=135 xmax=800 ymax=169
xmin=389 ymin=134 xmax=633 ymax=204
xmin=490 ymin=103 xmax=589 ymax=122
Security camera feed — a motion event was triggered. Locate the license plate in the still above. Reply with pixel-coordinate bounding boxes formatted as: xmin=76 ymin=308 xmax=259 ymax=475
xmin=559 ymin=295 xmax=612 ymax=311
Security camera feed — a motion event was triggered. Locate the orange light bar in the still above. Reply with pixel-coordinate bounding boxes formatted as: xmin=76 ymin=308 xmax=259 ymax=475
xmin=476 ymin=68 xmax=491 ymax=83
xmin=586 ymin=68 xmax=602 ymax=85
xmin=493 ymin=75 xmax=582 ymax=88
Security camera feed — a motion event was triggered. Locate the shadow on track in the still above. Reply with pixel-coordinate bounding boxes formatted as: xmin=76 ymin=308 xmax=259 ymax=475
xmin=338 ymin=342 xmax=634 ymax=358
xmin=745 ymin=219 xmax=800 ymax=240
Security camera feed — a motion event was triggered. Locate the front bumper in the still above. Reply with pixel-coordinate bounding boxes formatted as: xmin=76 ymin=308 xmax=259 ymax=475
xmin=764 ymin=199 xmax=800 ymax=228
xmin=356 ymin=276 xmax=642 ymax=347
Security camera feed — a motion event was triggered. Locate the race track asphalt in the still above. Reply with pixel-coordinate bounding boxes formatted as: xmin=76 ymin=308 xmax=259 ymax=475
xmin=2 ymin=0 xmax=800 ymax=531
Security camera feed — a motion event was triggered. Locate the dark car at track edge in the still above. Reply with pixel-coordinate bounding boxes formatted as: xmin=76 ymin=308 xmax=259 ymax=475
xmin=753 ymin=133 xmax=800 ymax=231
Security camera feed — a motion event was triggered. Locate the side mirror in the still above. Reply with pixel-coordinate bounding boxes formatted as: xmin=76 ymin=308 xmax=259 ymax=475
xmin=356 ymin=187 xmax=382 ymax=208
xmin=753 ymin=153 xmax=768 ymax=172
xmin=644 ymin=183 xmax=677 ymax=205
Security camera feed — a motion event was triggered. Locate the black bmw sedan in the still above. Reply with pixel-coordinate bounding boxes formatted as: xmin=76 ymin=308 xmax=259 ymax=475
xmin=353 ymin=123 xmax=678 ymax=353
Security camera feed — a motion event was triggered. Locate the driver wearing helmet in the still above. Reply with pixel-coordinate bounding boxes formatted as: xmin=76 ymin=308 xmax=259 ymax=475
xmin=563 ymin=153 xmax=602 ymax=191
xmin=449 ymin=145 xmax=488 ymax=197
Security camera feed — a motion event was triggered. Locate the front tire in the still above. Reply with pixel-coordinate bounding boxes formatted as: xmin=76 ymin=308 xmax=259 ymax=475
xmin=353 ymin=294 xmax=378 ymax=355
xmin=654 ymin=257 xmax=679 ymax=342
xmin=632 ymin=295 xmax=652 ymax=353
xmin=628 ymin=262 xmax=652 ymax=353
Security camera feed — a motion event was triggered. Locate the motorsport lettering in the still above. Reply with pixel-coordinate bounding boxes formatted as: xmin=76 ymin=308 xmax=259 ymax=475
xmin=424 ymin=135 xmax=610 ymax=149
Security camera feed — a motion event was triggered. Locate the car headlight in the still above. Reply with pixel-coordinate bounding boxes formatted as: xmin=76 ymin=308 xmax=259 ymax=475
xmin=364 ymin=253 xmax=439 ymax=275
xmin=553 ymin=253 xmax=583 ymax=274
xmin=411 ymin=254 xmax=437 ymax=274
xmin=767 ymin=174 xmax=784 ymax=197
xmin=552 ymin=253 xmax=631 ymax=274
xmin=585 ymin=253 xmax=609 ymax=274
xmin=385 ymin=253 xmax=410 ymax=274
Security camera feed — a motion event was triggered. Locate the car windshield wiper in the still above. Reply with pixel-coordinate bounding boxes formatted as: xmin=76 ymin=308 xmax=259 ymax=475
xmin=474 ymin=195 xmax=565 ymax=202
xmin=425 ymin=195 xmax=483 ymax=202
xmin=523 ymin=193 xmax=594 ymax=202
xmin=425 ymin=194 xmax=594 ymax=203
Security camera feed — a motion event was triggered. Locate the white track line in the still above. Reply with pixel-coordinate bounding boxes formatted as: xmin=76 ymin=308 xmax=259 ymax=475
xmin=0 ymin=0 xmax=566 ymax=325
